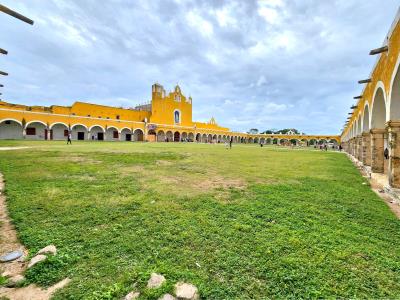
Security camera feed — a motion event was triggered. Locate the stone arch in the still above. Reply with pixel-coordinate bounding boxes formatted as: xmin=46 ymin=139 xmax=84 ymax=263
xmin=202 ymin=133 xmax=207 ymax=142
xmin=280 ymin=138 xmax=288 ymax=145
xmin=357 ymin=116 xmax=362 ymax=136
xmin=174 ymin=131 xmax=180 ymax=142
xmin=25 ymin=121 xmax=47 ymax=140
xmin=49 ymin=122 xmax=68 ymax=130
xmin=212 ymin=134 xmax=217 ymax=142
xmin=71 ymin=124 xmax=88 ymax=140
xmin=362 ymin=103 xmax=370 ymax=133
xmin=319 ymin=139 xmax=328 ymax=145
xmin=121 ymin=128 xmax=132 ymax=141
xmin=166 ymin=131 xmax=173 ymax=142
xmin=157 ymin=130 xmax=165 ymax=142
xmin=133 ymin=128 xmax=144 ymax=141
xmin=260 ymin=137 xmax=265 ymax=144
xmin=371 ymin=84 xmax=387 ymax=129
xmin=181 ymin=132 xmax=188 ymax=141
xmin=89 ymin=125 xmax=105 ymax=141
xmin=51 ymin=123 xmax=69 ymax=140
xmin=389 ymin=54 xmax=400 ymax=120
xmin=309 ymin=138 xmax=317 ymax=145
xmin=0 ymin=119 xmax=23 ymax=139
xmin=106 ymin=126 xmax=119 ymax=141
xmin=208 ymin=134 xmax=212 ymax=142
xmin=196 ymin=133 xmax=201 ymax=142
xmin=248 ymin=137 xmax=254 ymax=143
xmin=25 ymin=120 xmax=47 ymax=129
xmin=188 ymin=132 xmax=194 ymax=142
xmin=254 ymin=137 xmax=259 ymax=143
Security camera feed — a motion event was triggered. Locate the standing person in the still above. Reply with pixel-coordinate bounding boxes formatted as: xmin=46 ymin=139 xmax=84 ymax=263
xmin=229 ymin=136 xmax=233 ymax=149
xmin=384 ymin=148 xmax=389 ymax=160
xmin=67 ymin=132 xmax=72 ymax=145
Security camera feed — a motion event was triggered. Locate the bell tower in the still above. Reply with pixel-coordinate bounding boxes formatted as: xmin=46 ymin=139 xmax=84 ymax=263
xmin=152 ymin=83 xmax=165 ymax=100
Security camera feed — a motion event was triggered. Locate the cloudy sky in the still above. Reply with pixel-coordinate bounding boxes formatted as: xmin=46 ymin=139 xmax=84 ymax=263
xmin=1 ymin=0 xmax=399 ymax=134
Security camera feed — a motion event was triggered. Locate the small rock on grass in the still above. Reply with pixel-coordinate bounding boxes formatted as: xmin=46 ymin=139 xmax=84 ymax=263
xmin=124 ymin=291 xmax=140 ymax=300
xmin=6 ymin=275 xmax=25 ymax=287
xmin=37 ymin=245 xmax=57 ymax=255
xmin=28 ymin=254 xmax=47 ymax=268
xmin=0 ymin=250 xmax=23 ymax=262
xmin=158 ymin=294 xmax=176 ymax=300
xmin=147 ymin=273 xmax=166 ymax=288
xmin=175 ymin=282 xmax=198 ymax=300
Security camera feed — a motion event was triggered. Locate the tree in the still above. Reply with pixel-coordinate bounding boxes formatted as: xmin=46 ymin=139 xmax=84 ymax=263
xmin=248 ymin=128 xmax=259 ymax=134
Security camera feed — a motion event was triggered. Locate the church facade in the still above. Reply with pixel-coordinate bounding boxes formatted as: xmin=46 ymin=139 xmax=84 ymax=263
xmin=0 ymin=83 xmax=339 ymax=144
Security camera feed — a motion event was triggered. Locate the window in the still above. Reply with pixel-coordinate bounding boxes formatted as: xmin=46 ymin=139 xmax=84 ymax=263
xmin=64 ymin=130 xmax=69 ymax=137
xmin=113 ymin=131 xmax=119 ymax=139
xmin=175 ymin=95 xmax=181 ymax=102
xmin=116 ymin=115 xmax=120 ymax=120
xmin=26 ymin=127 xmax=36 ymax=135
xmin=87 ymin=114 xmax=91 ymax=117
xmin=174 ymin=110 xmax=180 ymax=124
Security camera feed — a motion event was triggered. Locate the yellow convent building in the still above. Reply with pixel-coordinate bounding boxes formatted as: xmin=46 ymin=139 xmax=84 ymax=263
xmin=0 ymin=83 xmax=339 ymax=144
xmin=0 ymin=83 xmax=248 ymax=143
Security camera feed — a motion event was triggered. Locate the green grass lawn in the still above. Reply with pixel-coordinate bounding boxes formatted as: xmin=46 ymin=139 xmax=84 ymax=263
xmin=0 ymin=141 xmax=399 ymax=299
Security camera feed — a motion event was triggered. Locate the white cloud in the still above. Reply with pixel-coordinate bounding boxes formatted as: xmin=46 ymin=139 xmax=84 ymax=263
xmin=186 ymin=10 xmax=214 ymax=37
xmin=1 ymin=0 xmax=399 ymax=135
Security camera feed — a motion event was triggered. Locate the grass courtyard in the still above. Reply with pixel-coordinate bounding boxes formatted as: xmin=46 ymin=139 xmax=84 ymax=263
xmin=0 ymin=141 xmax=399 ymax=299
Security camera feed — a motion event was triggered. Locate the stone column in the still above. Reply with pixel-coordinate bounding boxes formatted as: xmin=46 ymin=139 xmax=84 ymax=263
xmin=358 ymin=136 xmax=363 ymax=161
xmin=387 ymin=121 xmax=400 ymax=188
xmin=353 ymin=136 xmax=358 ymax=159
xmin=46 ymin=128 xmax=51 ymax=141
xmin=362 ymin=132 xmax=371 ymax=166
xmin=370 ymin=129 xmax=385 ymax=173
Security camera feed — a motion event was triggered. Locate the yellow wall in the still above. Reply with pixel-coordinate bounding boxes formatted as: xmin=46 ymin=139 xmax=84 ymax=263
xmin=343 ymin=14 xmax=400 ymax=137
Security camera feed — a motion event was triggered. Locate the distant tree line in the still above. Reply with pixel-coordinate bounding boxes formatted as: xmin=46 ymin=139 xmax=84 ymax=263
xmin=248 ymin=128 xmax=305 ymax=135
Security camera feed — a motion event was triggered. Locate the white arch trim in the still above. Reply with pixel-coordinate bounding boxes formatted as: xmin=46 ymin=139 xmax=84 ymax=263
xmin=370 ymin=80 xmax=388 ymax=122
xmin=106 ymin=126 xmax=119 ymax=132
xmin=0 ymin=118 xmax=23 ymax=126
xmin=362 ymin=102 xmax=371 ymax=133
xmin=49 ymin=122 xmax=69 ymax=130
xmin=25 ymin=120 xmax=47 ymax=128
xmin=89 ymin=125 xmax=105 ymax=132
xmin=133 ymin=128 xmax=144 ymax=134
xmin=71 ymin=123 xmax=89 ymax=130
xmin=120 ymin=127 xmax=132 ymax=133
xmin=388 ymin=53 xmax=400 ymax=118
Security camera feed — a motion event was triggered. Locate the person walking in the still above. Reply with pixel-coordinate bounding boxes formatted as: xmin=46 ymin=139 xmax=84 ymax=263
xmin=67 ymin=132 xmax=72 ymax=145
xmin=229 ymin=137 xmax=233 ymax=149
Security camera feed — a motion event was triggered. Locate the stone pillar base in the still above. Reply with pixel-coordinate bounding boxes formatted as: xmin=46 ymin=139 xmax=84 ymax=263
xmin=362 ymin=132 xmax=371 ymax=166
xmin=388 ymin=121 xmax=400 ymax=188
xmin=370 ymin=129 xmax=385 ymax=173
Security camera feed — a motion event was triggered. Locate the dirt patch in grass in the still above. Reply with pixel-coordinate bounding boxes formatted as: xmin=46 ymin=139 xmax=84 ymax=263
xmin=0 ymin=278 xmax=71 ymax=300
xmin=118 ymin=165 xmax=145 ymax=176
xmin=0 ymin=173 xmax=70 ymax=299
xmin=60 ymin=156 xmax=102 ymax=164
xmin=0 ymin=174 xmax=27 ymax=278
xmin=156 ymin=160 xmax=173 ymax=166
xmin=197 ymin=176 xmax=247 ymax=190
